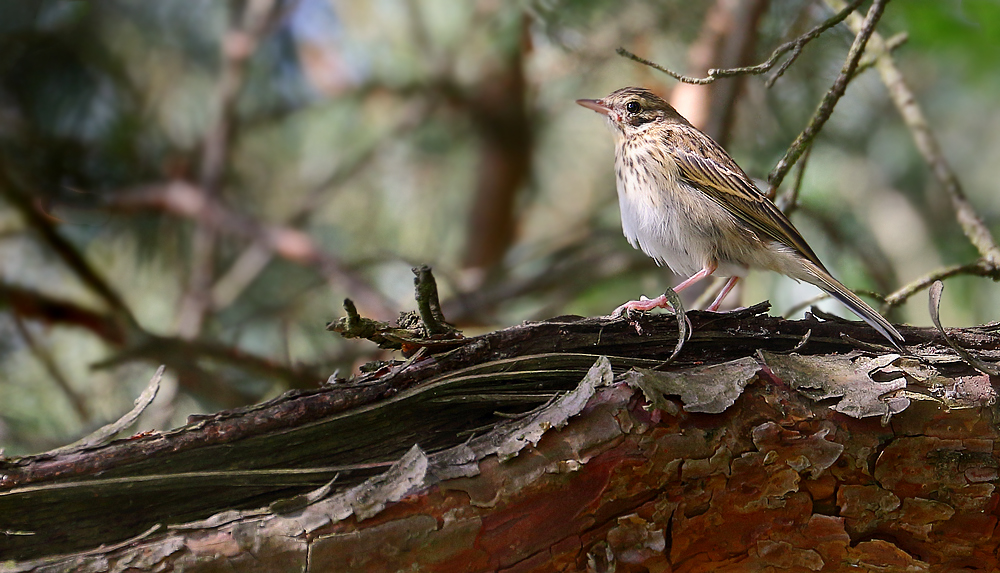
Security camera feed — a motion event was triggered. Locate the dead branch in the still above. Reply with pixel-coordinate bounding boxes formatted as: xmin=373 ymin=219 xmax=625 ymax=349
xmin=3 ymin=287 xmax=998 ymax=570
xmin=177 ymin=0 xmax=281 ymax=338
xmin=109 ymin=181 xmax=398 ymax=320
xmin=616 ymin=0 xmax=865 ymax=86
xmin=766 ymin=0 xmax=889 ymax=194
xmin=827 ymin=0 xmax=1000 ymax=309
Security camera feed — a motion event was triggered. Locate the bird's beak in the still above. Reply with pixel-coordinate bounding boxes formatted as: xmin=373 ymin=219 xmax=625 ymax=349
xmin=576 ymin=98 xmax=611 ymax=116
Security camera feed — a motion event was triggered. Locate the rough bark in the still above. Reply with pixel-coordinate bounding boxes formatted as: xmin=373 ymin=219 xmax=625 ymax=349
xmin=1 ymin=303 xmax=999 ymax=572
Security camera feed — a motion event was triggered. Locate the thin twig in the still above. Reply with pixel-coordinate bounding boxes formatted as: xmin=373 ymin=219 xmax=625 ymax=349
xmin=0 ymin=282 xmax=128 ymax=344
xmin=791 ymin=329 xmax=812 ymax=351
xmin=110 ymin=181 xmax=398 ymax=320
xmin=12 ymin=315 xmax=91 ymax=424
xmin=882 ymin=259 xmax=1000 ymax=311
xmin=661 ymin=287 xmax=689 ymax=367
xmin=829 ymin=0 xmax=1000 ymax=267
xmin=0 ymin=163 xmax=137 ymax=328
xmin=330 ymin=298 xmax=398 ymax=348
xmin=210 ymin=99 xmax=433 ymax=312
xmin=177 ymin=0 xmax=279 ymax=338
xmin=774 ymin=145 xmax=812 ymax=210
xmin=616 ymin=0 xmax=864 ymax=86
xmin=767 ymin=0 xmax=889 ymax=194
xmin=852 ymin=31 xmax=908 ymax=77
xmin=765 ymin=45 xmax=802 ymax=88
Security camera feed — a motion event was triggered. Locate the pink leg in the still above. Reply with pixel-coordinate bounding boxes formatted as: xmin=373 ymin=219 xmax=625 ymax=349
xmin=672 ymin=266 xmax=715 ymax=293
xmin=706 ymin=276 xmax=740 ymax=311
xmin=612 ymin=263 xmax=718 ymax=317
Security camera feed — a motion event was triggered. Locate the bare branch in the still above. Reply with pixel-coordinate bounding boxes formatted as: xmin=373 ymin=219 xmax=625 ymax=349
xmin=2 ymin=279 xmax=328 ymax=405
xmin=177 ymin=0 xmax=280 ymax=338
xmin=767 ymin=0 xmax=889 ymax=193
xmin=615 ymin=0 xmax=864 ymax=86
xmin=110 ymin=181 xmax=398 ymax=320
xmin=0 ymin=163 xmax=137 ymax=328
xmin=0 ymin=282 xmax=128 ymax=344
xmin=12 ymin=315 xmax=91 ymax=424
xmin=51 ymin=366 xmax=163 ymax=454
xmin=828 ymin=0 xmax=1000 ymax=266
xmin=211 ymin=99 xmax=433 ymax=312
xmin=774 ymin=145 xmax=812 ymax=208
xmin=852 ymin=31 xmax=908 ymax=76
xmin=882 ymin=259 xmax=1000 ymax=311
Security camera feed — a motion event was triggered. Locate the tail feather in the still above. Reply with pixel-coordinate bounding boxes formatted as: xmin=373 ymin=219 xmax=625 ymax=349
xmin=798 ymin=260 xmax=905 ymax=348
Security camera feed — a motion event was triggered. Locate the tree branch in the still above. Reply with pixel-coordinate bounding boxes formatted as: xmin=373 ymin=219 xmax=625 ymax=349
xmin=0 ymin=163 xmax=137 ymax=329
xmin=615 ymin=0 xmax=864 ymax=86
xmin=827 ymin=0 xmax=1000 ymax=267
xmin=110 ymin=181 xmax=398 ymax=320
xmin=177 ymin=0 xmax=280 ymax=338
xmin=12 ymin=315 xmax=91 ymax=424
xmin=767 ymin=0 xmax=889 ymax=193
xmin=882 ymin=258 xmax=1000 ymax=311
xmin=210 ymin=99 xmax=432 ymax=312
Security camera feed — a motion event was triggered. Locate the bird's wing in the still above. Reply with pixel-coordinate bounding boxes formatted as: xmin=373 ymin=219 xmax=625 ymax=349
xmin=670 ymin=139 xmax=827 ymax=273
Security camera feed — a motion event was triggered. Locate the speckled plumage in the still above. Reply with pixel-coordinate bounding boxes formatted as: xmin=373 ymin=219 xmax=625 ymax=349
xmin=578 ymin=87 xmax=904 ymax=346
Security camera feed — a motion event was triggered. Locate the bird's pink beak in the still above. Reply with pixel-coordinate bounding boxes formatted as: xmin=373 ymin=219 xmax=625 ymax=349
xmin=576 ymin=98 xmax=611 ymax=116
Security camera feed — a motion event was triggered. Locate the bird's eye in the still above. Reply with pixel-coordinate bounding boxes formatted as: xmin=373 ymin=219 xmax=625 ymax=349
xmin=625 ymin=101 xmax=641 ymax=114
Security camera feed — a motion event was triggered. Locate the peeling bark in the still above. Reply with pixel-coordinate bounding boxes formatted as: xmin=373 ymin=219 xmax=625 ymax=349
xmin=2 ymin=305 xmax=999 ymax=572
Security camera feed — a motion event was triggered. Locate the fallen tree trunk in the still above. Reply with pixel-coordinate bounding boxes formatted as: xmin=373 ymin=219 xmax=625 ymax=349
xmin=2 ymin=293 xmax=999 ymax=572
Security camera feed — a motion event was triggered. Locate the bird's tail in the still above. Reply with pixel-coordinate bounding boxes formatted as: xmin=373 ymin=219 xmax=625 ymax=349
xmin=798 ymin=259 xmax=905 ymax=348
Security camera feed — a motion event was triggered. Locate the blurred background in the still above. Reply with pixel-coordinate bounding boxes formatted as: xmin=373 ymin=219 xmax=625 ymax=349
xmin=1 ymin=0 xmax=997 ymax=455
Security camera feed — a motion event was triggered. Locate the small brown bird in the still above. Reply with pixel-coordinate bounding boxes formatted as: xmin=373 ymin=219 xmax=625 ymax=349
xmin=577 ymin=86 xmax=904 ymax=347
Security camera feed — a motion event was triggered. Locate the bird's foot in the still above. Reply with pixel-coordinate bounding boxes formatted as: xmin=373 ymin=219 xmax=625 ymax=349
xmin=611 ymin=294 xmax=673 ymax=319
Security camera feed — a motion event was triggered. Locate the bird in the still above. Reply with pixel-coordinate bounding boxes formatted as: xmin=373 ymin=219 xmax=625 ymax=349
xmin=576 ymin=86 xmax=904 ymax=347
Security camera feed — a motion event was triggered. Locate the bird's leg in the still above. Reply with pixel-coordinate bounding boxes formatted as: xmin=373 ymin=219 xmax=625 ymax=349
xmin=672 ymin=264 xmax=716 ymax=293
xmin=706 ymin=276 xmax=740 ymax=311
xmin=612 ymin=262 xmax=717 ymax=317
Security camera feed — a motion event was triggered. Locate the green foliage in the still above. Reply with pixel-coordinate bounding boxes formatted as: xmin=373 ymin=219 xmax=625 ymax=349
xmin=888 ymin=0 xmax=1000 ymax=78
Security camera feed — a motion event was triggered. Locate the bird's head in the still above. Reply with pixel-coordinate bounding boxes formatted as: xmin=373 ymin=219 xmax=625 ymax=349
xmin=576 ymin=87 xmax=689 ymax=138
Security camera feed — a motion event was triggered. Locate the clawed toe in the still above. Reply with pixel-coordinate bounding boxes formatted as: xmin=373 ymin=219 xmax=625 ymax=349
xmin=611 ymin=294 xmax=673 ymax=318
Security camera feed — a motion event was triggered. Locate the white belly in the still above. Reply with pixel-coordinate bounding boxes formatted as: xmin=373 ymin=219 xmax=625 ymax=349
xmin=615 ymin=145 xmax=750 ymax=278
